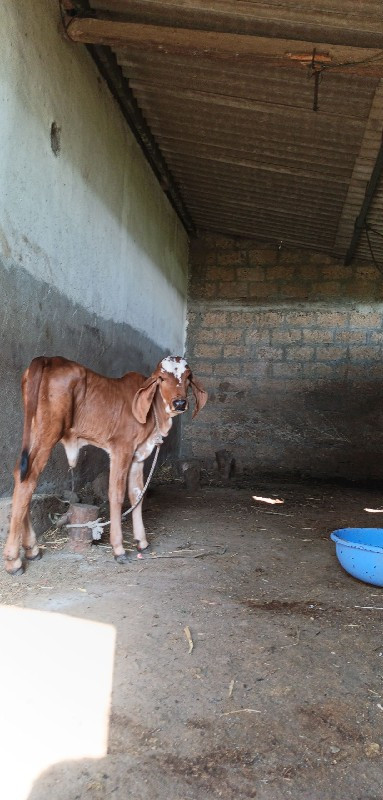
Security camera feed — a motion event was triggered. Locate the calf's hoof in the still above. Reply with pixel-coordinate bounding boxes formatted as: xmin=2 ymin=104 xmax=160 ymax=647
xmin=135 ymin=542 xmax=152 ymax=559
xmin=25 ymin=548 xmax=42 ymax=562
xmin=5 ymin=562 xmax=24 ymax=576
xmin=114 ymin=551 xmax=129 ymax=565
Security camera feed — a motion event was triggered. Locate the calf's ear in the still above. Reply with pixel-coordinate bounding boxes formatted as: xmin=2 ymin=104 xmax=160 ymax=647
xmin=190 ymin=376 xmax=208 ymax=418
xmin=132 ymin=377 xmax=158 ymax=424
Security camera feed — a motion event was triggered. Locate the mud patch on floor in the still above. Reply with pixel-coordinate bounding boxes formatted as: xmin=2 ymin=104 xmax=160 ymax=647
xmin=243 ymin=598 xmax=342 ymax=620
xmin=108 ymin=710 xmax=160 ymax=755
xmin=186 ymin=717 xmax=213 ymax=730
xmin=300 ymin=702 xmax=364 ymax=743
xmin=159 ymin=748 xmax=257 ymax=799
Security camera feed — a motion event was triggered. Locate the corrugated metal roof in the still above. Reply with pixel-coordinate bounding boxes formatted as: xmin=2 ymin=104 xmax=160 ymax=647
xmin=63 ymin=1 xmax=383 ymax=265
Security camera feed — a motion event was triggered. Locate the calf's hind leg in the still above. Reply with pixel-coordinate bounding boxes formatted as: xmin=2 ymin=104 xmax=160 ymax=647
xmin=4 ymin=443 xmax=58 ymax=575
xmin=22 ymin=512 xmax=42 ymax=563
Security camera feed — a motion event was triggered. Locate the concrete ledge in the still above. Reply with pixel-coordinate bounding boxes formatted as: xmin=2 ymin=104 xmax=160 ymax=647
xmin=0 ymin=495 xmax=64 ymax=540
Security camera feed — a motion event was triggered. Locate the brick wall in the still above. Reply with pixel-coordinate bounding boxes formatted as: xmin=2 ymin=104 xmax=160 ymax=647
xmin=183 ymin=234 xmax=383 ymax=481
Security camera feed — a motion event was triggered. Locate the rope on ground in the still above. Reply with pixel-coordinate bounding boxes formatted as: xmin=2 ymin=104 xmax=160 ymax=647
xmin=135 ymin=545 xmax=228 ymax=560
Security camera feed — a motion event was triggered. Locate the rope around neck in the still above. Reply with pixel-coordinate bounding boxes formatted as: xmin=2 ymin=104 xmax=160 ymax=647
xmin=66 ymin=407 xmax=163 ymax=540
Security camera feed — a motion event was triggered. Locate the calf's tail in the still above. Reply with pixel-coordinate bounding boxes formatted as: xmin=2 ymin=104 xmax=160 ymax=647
xmin=20 ymin=356 xmax=49 ymax=481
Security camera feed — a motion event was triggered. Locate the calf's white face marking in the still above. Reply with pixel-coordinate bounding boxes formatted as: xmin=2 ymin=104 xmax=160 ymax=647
xmin=160 ymin=356 xmax=188 ymax=384
xmin=160 ymin=356 xmax=189 ymax=415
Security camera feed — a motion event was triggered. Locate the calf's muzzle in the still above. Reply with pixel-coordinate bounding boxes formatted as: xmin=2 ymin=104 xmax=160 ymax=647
xmin=173 ymin=398 xmax=187 ymax=412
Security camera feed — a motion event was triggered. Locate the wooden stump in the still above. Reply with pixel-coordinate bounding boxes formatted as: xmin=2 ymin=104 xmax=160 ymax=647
xmin=215 ymin=449 xmax=235 ymax=481
xmin=182 ymin=462 xmax=201 ymax=492
xmin=58 ymin=503 xmax=100 ymax=553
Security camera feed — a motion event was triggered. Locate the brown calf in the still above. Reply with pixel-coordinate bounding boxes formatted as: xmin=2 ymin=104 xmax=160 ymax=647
xmin=4 ymin=355 xmax=207 ymax=574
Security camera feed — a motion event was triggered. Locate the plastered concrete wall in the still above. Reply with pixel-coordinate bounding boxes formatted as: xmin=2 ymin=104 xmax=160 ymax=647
xmin=0 ymin=1 xmax=188 ymax=494
xmin=183 ymin=234 xmax=383 ymax=482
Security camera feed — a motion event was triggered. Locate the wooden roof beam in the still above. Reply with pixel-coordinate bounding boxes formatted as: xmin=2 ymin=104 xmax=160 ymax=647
xmin=65 ymin=17 xmax=383 ymax=77
xmin=344 ymin=138 xmax=383 ymax=265
xmin=89 ymin=1 xmax=383 ymax=51
xmin=334 ymin=81 xmax=383 ymax=260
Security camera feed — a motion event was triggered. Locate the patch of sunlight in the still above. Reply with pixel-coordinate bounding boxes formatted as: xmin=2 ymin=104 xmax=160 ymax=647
xmin=252 ymin=495 xmax=284 ymax=505
xmin=0 ymin=605 xmax=116 ymax=800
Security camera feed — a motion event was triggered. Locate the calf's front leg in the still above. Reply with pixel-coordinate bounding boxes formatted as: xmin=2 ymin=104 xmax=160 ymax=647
xmin=128 ymin=461 xmax=149 ymax=553
xmin=108 ymin=451 xmax=133 ymax=564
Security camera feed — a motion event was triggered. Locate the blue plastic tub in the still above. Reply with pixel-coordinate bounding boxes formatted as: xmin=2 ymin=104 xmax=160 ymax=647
xmin=330 ymin=528 xmax=383 ymax=586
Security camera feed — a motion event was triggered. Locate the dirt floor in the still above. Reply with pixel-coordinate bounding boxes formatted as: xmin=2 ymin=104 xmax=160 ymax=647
xmin=1 ymin=479 xmax=383 ymax=800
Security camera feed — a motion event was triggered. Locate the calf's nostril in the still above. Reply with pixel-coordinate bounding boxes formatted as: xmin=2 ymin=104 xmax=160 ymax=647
xmin=173 ymin=398 xmax=186 ymax=411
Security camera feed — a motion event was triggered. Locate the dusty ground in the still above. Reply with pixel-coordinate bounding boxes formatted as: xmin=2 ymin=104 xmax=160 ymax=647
xmin=1 ymin=479 xmax=383 ymax=800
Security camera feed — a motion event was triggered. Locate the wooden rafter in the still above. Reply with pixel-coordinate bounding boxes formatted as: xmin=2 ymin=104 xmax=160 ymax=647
xmin=335 ymin=80 xmax=383 ymax=261
xmin=65 ymin=18 xmax=383 ymax=78
xmin=88 ymin=1 xmax=383 ymax=51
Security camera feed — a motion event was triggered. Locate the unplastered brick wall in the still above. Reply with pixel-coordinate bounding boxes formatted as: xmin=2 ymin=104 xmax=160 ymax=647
xmin=183 ymin=234 xmax=383 ymax=481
